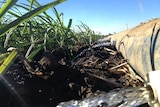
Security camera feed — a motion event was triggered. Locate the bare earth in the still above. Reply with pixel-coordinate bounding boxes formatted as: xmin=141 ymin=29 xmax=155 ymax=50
xmin=0 ymin=44 xmax=147 ymax=107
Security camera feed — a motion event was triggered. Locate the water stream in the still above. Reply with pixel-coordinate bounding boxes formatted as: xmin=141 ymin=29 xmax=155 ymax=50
xmin=57 ymin=87 xmax=150 ymax=107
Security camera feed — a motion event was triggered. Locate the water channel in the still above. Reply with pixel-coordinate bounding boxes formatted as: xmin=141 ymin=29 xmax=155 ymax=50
xmin=57 ymin=87 xmax=150 ymax=107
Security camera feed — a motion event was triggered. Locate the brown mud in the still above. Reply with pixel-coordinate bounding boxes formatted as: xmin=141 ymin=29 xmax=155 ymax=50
xmin=0 ymin=45 xmax=148 ymax=107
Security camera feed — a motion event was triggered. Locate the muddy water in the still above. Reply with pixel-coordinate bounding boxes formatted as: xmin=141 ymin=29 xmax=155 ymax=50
xmin=57 ymin=87 xmax=149 ymax=107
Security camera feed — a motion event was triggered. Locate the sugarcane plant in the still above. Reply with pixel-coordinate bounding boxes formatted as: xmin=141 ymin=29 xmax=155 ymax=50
xmin=0 ymin=0 xmax=102 ymax=75
xmin=0 ymin=0 xmax=66 ymax=75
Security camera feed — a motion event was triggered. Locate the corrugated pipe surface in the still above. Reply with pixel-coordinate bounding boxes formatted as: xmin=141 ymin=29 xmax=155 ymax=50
xmin=108 ymin=18 xmax=160 ymax=79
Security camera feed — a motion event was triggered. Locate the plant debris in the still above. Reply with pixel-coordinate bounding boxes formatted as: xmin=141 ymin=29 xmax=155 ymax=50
xmin=0 ymin=45 xmax=146 ymax=107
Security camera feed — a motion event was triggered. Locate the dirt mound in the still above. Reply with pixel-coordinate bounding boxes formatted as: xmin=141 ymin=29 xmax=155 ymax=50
xmin=0 ymin=45 xmax=145 ymax=107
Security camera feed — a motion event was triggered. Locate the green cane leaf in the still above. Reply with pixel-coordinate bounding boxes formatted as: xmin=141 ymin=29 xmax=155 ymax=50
xmin=0 ymin=0 xmax=18 ymax=20
xmin=0 ymin=0 xmax=66 ymax=36
xmin=0 ymin=50 xmax=18 ymax=74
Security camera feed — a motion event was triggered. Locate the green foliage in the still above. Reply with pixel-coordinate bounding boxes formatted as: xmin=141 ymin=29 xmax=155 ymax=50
xmin=0 ymin=0 xmax=103 ymax=62
xmin=0 ymin=0 xmax=67 ymax=74
xmin=0 ymin=0 xmax=66 ymax=36
xmin=0 ymin=50 xmax=18 ymax=74
xmin=0 ymin=0 xmax=18 ymax=20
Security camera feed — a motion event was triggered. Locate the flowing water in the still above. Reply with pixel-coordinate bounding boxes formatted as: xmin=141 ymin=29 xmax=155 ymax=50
xmin=57 ymin=87 xmax=150 ymax=107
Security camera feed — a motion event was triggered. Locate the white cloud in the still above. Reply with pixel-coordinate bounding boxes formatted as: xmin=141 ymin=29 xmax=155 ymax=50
xmin=138 ymin=0 xmax=144 ymax=13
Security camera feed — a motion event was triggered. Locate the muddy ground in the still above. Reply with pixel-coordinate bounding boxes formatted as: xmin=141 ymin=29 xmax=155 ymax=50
xmin=0 ymin=45 xmax=149 ymax=107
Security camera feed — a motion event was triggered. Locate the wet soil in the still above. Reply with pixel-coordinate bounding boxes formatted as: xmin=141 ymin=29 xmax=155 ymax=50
xmin=0 ymin=45 xmax=148 ymax=107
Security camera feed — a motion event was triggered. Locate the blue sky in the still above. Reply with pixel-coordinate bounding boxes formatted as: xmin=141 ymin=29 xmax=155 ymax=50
xmin=17 ymin=0 xmax=160 ymax=35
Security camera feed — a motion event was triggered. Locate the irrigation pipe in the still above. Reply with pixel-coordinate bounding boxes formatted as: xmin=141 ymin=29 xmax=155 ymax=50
xmin=103 ymin=18 xmax=160 ymax=107
xmin=105 ymin=18 xmax=160 ymax=79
